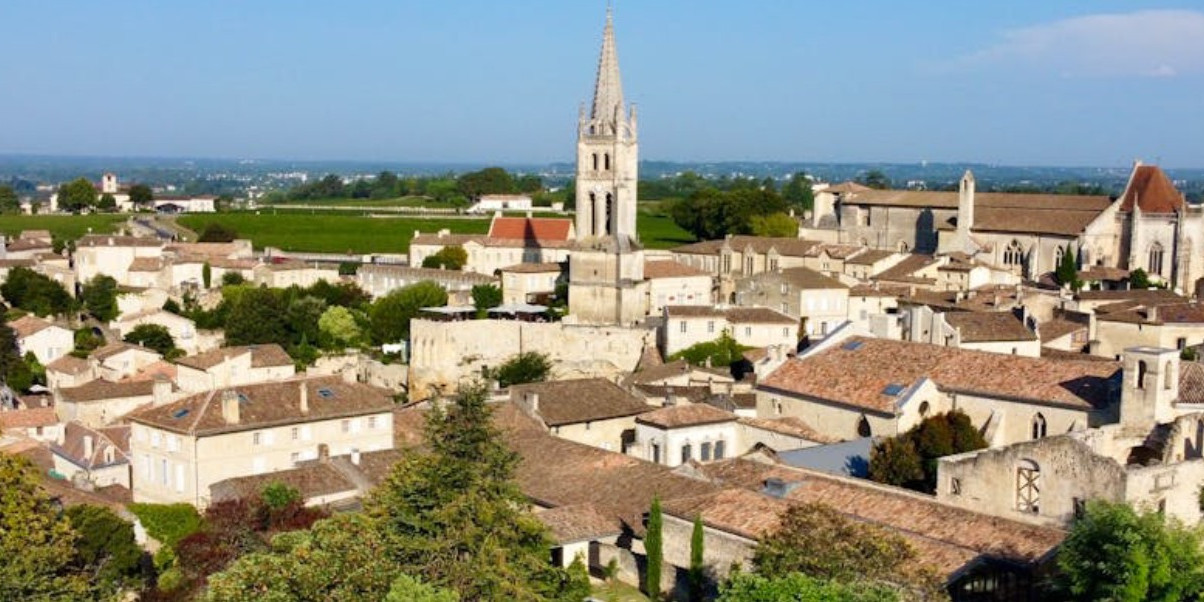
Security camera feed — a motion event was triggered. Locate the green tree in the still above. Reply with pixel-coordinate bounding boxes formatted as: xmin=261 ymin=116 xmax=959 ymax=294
xmin=718 ymin=572 xmax=900 ymax=602
xmin=260 ymin=482 xmax=301 ymax=512
xmin=203 ymin=513 xmax=394 ymax=602
xmin=668 ymin=331 xmax=752 ymax=368
xmin=285 ymin=294 xmax=327 ymax=348
xmin=869 ymin=410 xmax=987 ymax=493
xmin=73 ymin=327 xmax=105 ymax=357
xmin=1130 ymin=268 xmax=1152 ymax=289
xmin=97 ymin=193 xmax=117 ymax=212
xmin=749 ymin=212 xmax=799 ymax=237
xmin=0 ymin=322 xmax=34 ymax=391
xmin=457 ymin=167 xmax=517 ymax=199
xmin=202 ymin=261 xmax=212 ymax=288
xmin=0 ymin=453 xmax=90 ymax=600
xmin=1056 ymin=244 xmax=1081 ymax=290
xmin=58 ymin=177 xmax=98 ymax=212
xmin=0 ymin=184 xmax=19 ymax=213
xmin=124 ymin=324 xmax=177 ymax=357
xmin=1 ymin=267 xmax=76 ymax=317
xmin=198 ymin=223 xmax=238 ymax=243
xmin=128 ymin=183 xmax=154 ymax=208
xmin=1055 ymin=500 xmax=1204 ymax=602
xmin=386 ymin=574 xmax=461 ymax=602
xmin=646 ymin=496 xmax=664 ymax=599
xmin=318 ymin=305 xmax=363 ymax=349
xmin=225 ymin=286 xmax=289 ymax=346
xmin=858 ymin=169 xmax=892 ymax=190
xmin=64 ymin=504 xmax=146 ymax=595
xmin=368 ymin=281 xmax=447 ymax=344
xmin=220 ymin=271 xmax=245 ymax=286
xmin=365 ymin=381 xmax=586 ymax=600
xmin=782 ymin=172 xmax=815 ymax=211
xmin=81 ymin=275 xmax=120 ymax=322
xmin=489 ymin=351 xmax=552 ymax=388
xmin=471 ymin=284 xmax=503 ymax=318
xmin=753 ymin=503 xmax=939 ymax=596
xmin=689 ymin=514 xmax=706 ymax=602
xmin=421 ymin=245 xmax=469 ymax=270
xmin=670 ymin=188 xmax=790 ymax=241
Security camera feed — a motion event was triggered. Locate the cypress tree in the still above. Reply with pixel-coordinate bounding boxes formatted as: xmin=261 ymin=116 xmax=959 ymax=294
xmin=689 ymin=514 xmax=705 ymax=602
xmin=645 ymin=496 xmax=663 ymax=600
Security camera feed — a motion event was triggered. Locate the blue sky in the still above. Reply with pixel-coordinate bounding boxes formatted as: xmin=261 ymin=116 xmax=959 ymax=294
xmin=2 ymin=1 xmax=1202 ymax=167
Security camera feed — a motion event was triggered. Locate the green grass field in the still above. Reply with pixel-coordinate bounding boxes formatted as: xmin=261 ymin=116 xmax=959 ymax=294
xmin=178 ymin=214 xmax=491 ymax=254
xmin=277 ymin=196 xmax=447 ymax=208
xmin=0 ymin=214 xmax=126 ymax=240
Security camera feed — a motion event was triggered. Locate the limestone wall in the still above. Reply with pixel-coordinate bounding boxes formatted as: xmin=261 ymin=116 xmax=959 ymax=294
xmin=408 ymin=319 xmax=654 ymax=400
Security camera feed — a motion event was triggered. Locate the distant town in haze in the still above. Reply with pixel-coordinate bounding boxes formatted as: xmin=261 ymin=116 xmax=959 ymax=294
xmin=1 ymin=3 xmax=1203 ymax=602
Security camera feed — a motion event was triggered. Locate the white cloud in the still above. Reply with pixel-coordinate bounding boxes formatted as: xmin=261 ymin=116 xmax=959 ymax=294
xmin=953 ymin=10 xmax=1204 ymax=78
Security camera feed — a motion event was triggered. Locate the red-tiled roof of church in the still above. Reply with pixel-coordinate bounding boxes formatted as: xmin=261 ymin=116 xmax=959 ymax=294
xmin=1120 ymin=165 xmax=1184 ymax=213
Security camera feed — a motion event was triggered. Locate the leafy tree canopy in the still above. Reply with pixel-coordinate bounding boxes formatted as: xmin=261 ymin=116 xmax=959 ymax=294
xmin=128 ymin=183 xmax=154 ymax=206
xmin=0 ymin=453 xmax=90 ymax=601
xmin=0 ymin=266 xmax=76 ymax=317
xmin=749 ymin=212 xmax=799 ymax=238
xmin=197 ymin=223 xmax=238 ymax=243
xmin=368 ymin=281 xmax=447 ymax=345
xmin=64 ymin=504 xmax=146 ymax=595
xmin=718 ymin=572 xmax=901 ymax=602
xmin=81 ymin=275 xmax=120 ymax=322
xmin=471 ymin=284 xmax=502 ymax=317
xmin=457 ymin=167 xmax=517 ymax=199
xmin=421 ymin=245 xmax=468 ymax=271
xmin=124 ymin=323 xmax=178 ymax=357
xmin=318 ymin=305 xmax=363 ymax=349
xmin=858 ymin=169 xmax=892 ymax=190
xmin=0 ymin=184 xmax=19 ymax=213
xmin=668 ymin=331 xmax=754 ymax=369
xmin=1055 ymin=500 xmax=1204 ymax=602
xmin=868 ymin=410 xmax=987 ymax=493
xmin=670 ymin=188 xmax=790 ymax=241
xmin=58 ymin=177 xmax=98 ymax=212
xmin=489 ymin=351 xmax=552 ymax=388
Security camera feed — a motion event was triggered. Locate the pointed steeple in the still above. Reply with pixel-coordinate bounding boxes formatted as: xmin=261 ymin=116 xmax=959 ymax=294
xmin=590 ymin=5 xmax=625 ymax=128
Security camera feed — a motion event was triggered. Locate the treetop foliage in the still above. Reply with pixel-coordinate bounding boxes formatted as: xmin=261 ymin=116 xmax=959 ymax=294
xmin=868 ymin=410 xmax=986 ymax=493
xmin=669 ymin=331 xmax=755 ymax=369
xmin=488 ymin=351 xmax=553 ymax=388
xmin=1 ymin=266 xmax=77 ymax=317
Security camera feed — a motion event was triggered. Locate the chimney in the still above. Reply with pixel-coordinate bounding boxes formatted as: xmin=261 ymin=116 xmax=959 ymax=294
xmin=350 ymin=448 xmax=361 ymax=466
xmin=220 ymin=389 xmax=240 ymax=425
xmin=83 ymin=434 xmax=94 ymax=459
xmin=152 ymin=377 xmax=172 ymax=407
xmin=318 ymin=443 xmax=330 ymax=463
xmin=525 ymin=392 xmax=540 ymax=413
xmin=299 ymin=382 xmax=309 ymax=415
xmin=665 ymin=386 xmax=676 ymax=407
xmin=1149 ymin=305 xmax=1159 ymax=323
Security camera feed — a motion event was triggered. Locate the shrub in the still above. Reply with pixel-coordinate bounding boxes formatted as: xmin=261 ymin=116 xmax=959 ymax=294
xmin=128 ymin=503 xmax=203 ymax=548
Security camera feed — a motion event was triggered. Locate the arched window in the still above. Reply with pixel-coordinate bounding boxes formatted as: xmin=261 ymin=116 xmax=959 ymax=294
xmin=1054 ymin=246 xmax=1065 ymax=268
xmin=1016 ymin=459 xmax=1040 ymax=513
xmin=603 ymin=193 xmax=614 ymax=236
xmin=592 ymin=153 xmax=599 ymax=171
xmin=604 ymin=153 xmax=611 ymax=171
xmin=1003 ymin=240 xmax=1024 ymax=266
xmin=857 ymin=416 xmax=872 ymax=437
xmin=1149 ymin=242 xmax=1165 ymax=276
xmin=1165 ymin=362 xmax=1174 ymax=390
xmin=1137 ymin=360 xmax=1148 ymax=390
xmin=918 ymin=401 xmax=930 ymax=417
xmin=1031 ymin=413 xmax=1047 ymax=440
xmin=680 ymin=443 xmax=692 ymax=464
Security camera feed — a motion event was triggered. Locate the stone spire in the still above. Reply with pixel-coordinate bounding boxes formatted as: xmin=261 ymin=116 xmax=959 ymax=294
xmin=590 ymin=6 xmax=625 ymax=128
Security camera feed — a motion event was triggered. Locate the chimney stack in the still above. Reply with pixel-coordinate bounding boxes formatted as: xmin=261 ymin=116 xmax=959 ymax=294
xmin=83 ymin=434 xmax=94 ymax=459
xmin=299 ymin=382 xmax=309 ymax=415
xmin=665 ymin=386 xmax=676 ymax=407
xmin=220 ymin=389 xmax=240 ymax=425
xmin=350 ymin=448 xmax=361 ymax=466
xmin=318 ymin=443 xmax=330 ymax=463
xmin=525 ymin=392 xmax=540 ymax=413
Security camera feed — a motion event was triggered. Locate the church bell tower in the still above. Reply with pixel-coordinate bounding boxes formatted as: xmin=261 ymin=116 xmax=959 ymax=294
xmin=568 ymin=7 xmax=648 ymax=326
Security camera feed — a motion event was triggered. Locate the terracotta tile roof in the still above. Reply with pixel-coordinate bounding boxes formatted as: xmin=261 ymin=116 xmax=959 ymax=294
xmin=51 ymin=422 xmax=130 ymax=470
xmin=636 ymin=404 xmax=736 ymax=429
xmin=759 ymin=337 xmax=1120 ymax=413
xmin=849 ymin=284 xmax=909 ymax=298
xmin=129 ymin=376 xmax=394 ymax=436
xmin=492 ymin=403 xmax=717 ymax=532
xmin=59 ymin=379 xmax=155 ymax=404
xmin=823 ymin=182 xmax=873 ymax=194
xmin=1078 ymin=266 xmax=1130 ymax=282
xmin=1097 ymin=302 xmax=1204 ymax=326
xmin=644 ymin=260 xmax=708 ymax=279
xmin=944 ymin=312 xmax=1037 ymax=343
xmin=738 ymin=416 xmax=840 ymax=444
xmin=844 ymin=250 xmax=897 ymax=266
xmin=777 ymin=267 xmax=848 ymax=290
xmin=488 ymin=217 xmax=573 ymax=242
xmin=511 ymin=378 xmax=651 ymax=426
xmin=1039 ymin=348 xmax=1114 ymax=363
xmin=844 ymin=190 xmax=1111 ymax=236
xmin=6 ymin=238 xmax=52 ymax=252
xmin=0 ymin=407 xmax=59 ymax=429
xmin=358 ymin=264 xmax=496 ymax=285
xmin=1178 ymin=363 xmax=1204 ymax=404
xmin=633 ymin=385 xmax=715 ymax=405
xmin=47 ymin=355 xmax=90 ymax=375
xmin=128 ymin=257 xmax=166 ymax=272
xmin=1075 ymin=289 xmax=1183 ymax=303
xmin=683 ymin=459 xmax=1065 ymax=576
xmin=665 ymin=306 xmax=796 ymax=325
xmin=173 ymin=344 xmax=292 ymax=370
xmin=77 ymin=235 xmax=163 ymax=248
xmin=19 ymin=230 xmax=52 ymax=241
xmin=873 ymin=254 xmax=939 ymax=285
xmin=411 ymin=233 xmax=487 ymax=247
xmin=672 ymin=236 xmax=819 ymax=258
xmin=499 ymin=262 xmax=564 ymax=274
xmin=1120 ymin=165 xmax=1184 ymax=213
xmin=210 ymin=460 xmax=355 ymax=503
xmin=0 ymin=259 xmax=36 ymax=268
xmin=8 ymin=314 xmax=56 ymax=338
xmin=91 ymin=342 xmax=160 ymax=362
xmin=165 ymin=242 xmax=247 ymax=258
xmin=1039 ymin=318 xmax=1088 ymax=343
xmin=630 ymin=360 xmax=731 ymax=385
xmin=120 ymin=361 xmax=178 ymax=383
xmin=536 ymin=503 xmax=623 ymax=544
